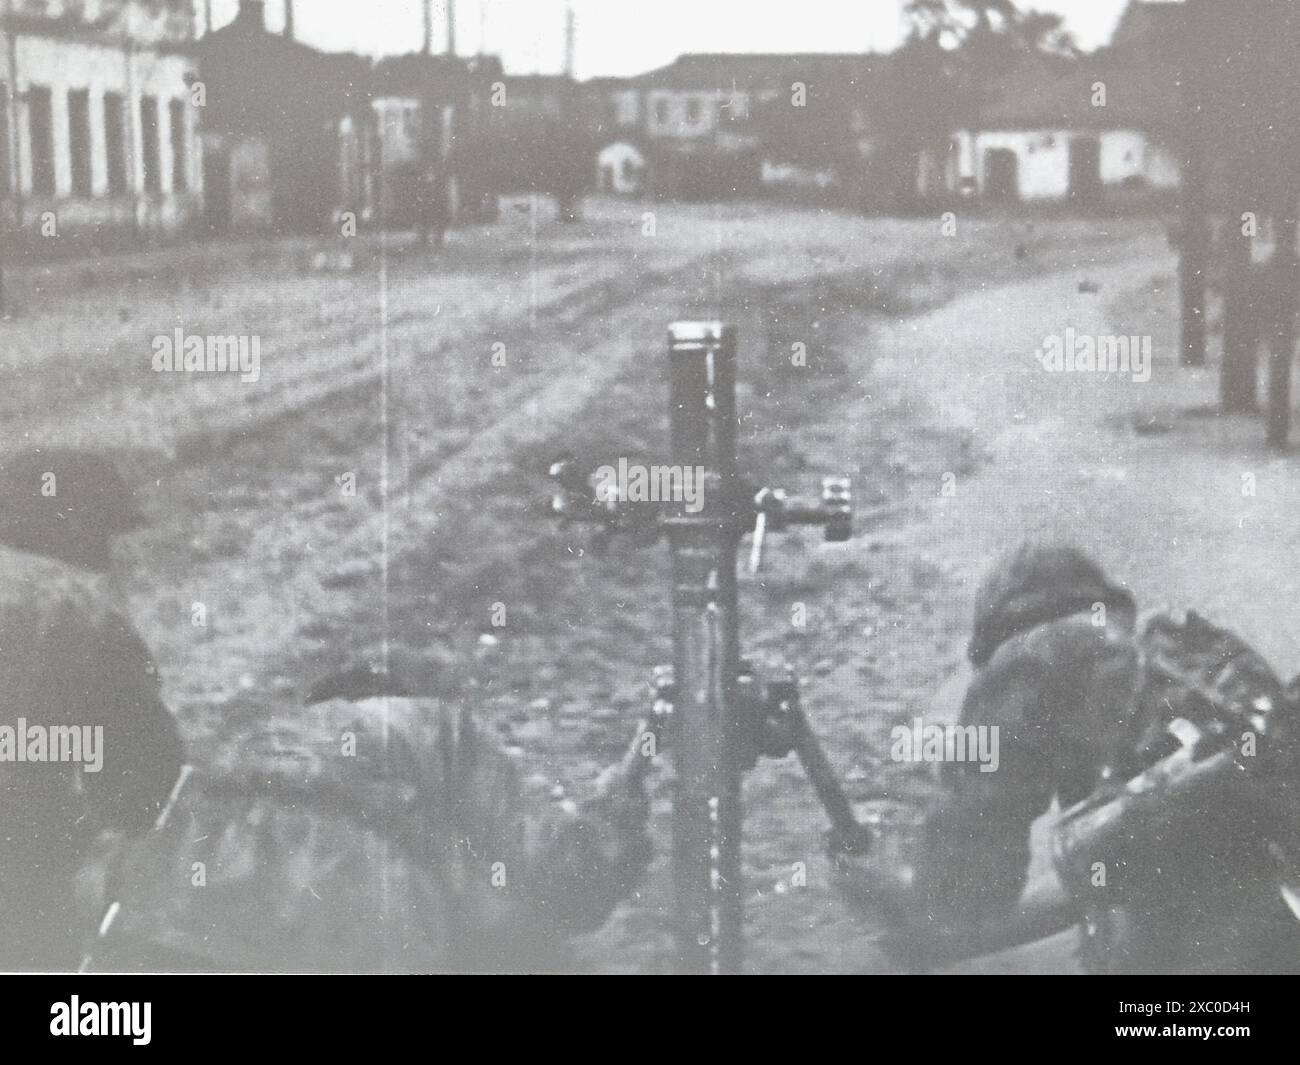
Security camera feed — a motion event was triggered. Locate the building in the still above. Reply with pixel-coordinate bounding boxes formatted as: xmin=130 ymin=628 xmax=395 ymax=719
xmin=492 ymin=72 xmax=574 ymax=121
xmin=948 ymin=56 xmax=1181 ymax=203
xmin=582 ymin=14 xmax=1183 ymax=209
xmin=585 ymin=53 xmax=891 ymax=200
xmin=1 ymin=0 xmax=203 ymax=238
xmin=450 ymin=67 xmax=594 ymax=207
xmin=197 ymin=0 xmax=366 ymax=233
xmin=361 ymin=52 xmax=482 ymax=226
xmin=946 ymin=1 xmax=1184 ymax=204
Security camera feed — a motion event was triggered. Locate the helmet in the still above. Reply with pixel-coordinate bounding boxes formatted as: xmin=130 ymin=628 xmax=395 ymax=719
xmin=968 ymin=542 xmax=1135 ymax=666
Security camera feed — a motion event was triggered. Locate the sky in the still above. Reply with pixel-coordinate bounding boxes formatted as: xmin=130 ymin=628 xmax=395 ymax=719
xmin=209 ymin=0 xmax=1173 ymax=79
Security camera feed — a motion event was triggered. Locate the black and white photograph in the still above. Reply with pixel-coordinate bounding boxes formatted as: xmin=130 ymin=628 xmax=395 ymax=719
xmin=0 ymin=0 xmax=1298 ymax=1012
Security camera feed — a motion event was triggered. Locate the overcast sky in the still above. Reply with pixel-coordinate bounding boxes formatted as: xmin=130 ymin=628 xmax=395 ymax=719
xmin=212 ymin=0 xmax=1172 ymax=78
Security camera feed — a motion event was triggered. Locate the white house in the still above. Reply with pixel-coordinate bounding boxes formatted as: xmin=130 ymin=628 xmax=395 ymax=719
xmin=948 ymin=54 xmax=1180 ymax=204
xmin=950 ymin=128 xmax=1180 ymax=203
xmin=1 ymin=0 xmax=202 ymax=236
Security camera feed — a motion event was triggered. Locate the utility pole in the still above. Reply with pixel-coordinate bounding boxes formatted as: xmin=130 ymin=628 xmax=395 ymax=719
xmin=123 ymin=0 xmax=142 ymax=240
xmin=1179 ymin=0 xmax=1209 ymax=367
xmin=563 ymin=1 xmax=575 ymax=78
xmin=3 ymin=0 xmax=24 ymax=315
xmin=418 ymin=1 xmax=452 ymax=245
xmin=3 ymin=0 xmax=22 ymax=230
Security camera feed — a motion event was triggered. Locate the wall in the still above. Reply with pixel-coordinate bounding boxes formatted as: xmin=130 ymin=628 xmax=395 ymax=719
xmin=373 ymin=96 xmax=420 ymax=167
xmin=951 ymin=127 xmax=1180 ymax=201
xmin=1099 ymin=129 xmax=1179 ymax=190
xmin=976 ymin=130 xmax=1072 ymax=200
xmin=0 ymin=25 xmax=201 ymax=234
xmin=644 ymin=88 xmax=748 ymax=140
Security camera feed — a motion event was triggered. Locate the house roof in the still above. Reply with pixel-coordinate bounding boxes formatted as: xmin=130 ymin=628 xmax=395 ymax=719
xmin=197 ymin=8 xmax=370 ymax=131
xmin=973 ymin=56 xmax=1181 ymax=134
xmin=200 ymin=6 xmax=368 ymax=76
xmin=634 ymin=52 xmax=892 ymax=92
xmin=501 ymin=74 xmax=577 ymax=92
xmin=369 ymin=53 xmax=478 ymax=102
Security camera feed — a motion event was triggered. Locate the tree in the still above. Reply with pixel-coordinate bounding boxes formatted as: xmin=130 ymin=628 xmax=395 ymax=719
xmin=904 ymin=0 xmax=1073 ymax=54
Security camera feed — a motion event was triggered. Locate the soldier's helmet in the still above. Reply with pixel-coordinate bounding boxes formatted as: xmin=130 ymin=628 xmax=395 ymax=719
xmin=0 ymin=449 xmax=146 ymax=570
xmin=967 ymin=542 xmax=1136 ymax=666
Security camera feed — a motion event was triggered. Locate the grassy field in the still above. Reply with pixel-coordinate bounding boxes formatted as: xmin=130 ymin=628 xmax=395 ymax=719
xmin=0 ymin=196 xmax=1172 ymax=972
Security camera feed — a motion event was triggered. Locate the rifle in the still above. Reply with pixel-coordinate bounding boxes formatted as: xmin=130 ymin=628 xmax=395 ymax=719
xmin=552 ymin=321 xmax=859 ymax=974
xmin=1055 ymin=714 xmax=1300 ymax=905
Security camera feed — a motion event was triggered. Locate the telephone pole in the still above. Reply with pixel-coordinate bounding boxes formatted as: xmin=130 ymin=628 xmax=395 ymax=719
xmin=1 ymin=0 xmax=19 ymax=314
xmin=563 ymin=1 xmax=575 ymax=78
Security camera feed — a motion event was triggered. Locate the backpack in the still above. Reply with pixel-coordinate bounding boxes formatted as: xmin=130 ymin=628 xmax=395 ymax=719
xmin=1121 ymin=610 xmax=1291 ymax=775
xmin=1055 ymin=610 xmax=1300 ymax=973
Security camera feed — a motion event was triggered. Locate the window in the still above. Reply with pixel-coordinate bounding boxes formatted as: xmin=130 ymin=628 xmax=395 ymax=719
xmin=27 ymin=86 xmax=54 ymax=196
xmin=104 ymin=93 xmax=128 ymax=195
xmin=169 ymin=99 xmax=188 ymax=192
xmin=140 ymin=95 xmax=160 ymax=193
xmin=68 ymin=89 xmax=93 ymax=197
xmin=686 ymin=98 xmax=701 ymax=124
xmin=654 ymin=98 xmax=669 ymax=126
xmin=0 ymin=83 xmax=10 ymax=197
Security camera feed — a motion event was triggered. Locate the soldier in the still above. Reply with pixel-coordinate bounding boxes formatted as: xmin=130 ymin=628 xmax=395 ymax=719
xmin=90 ymin=681 xmax=653 ymax=973
xmin=0 ymin=449 xmax=186 ymax=971
xmin=831 ymin=542 xmax=1300 ymax=974
xmin=0 ymin=448 xmax=651 ymax=973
